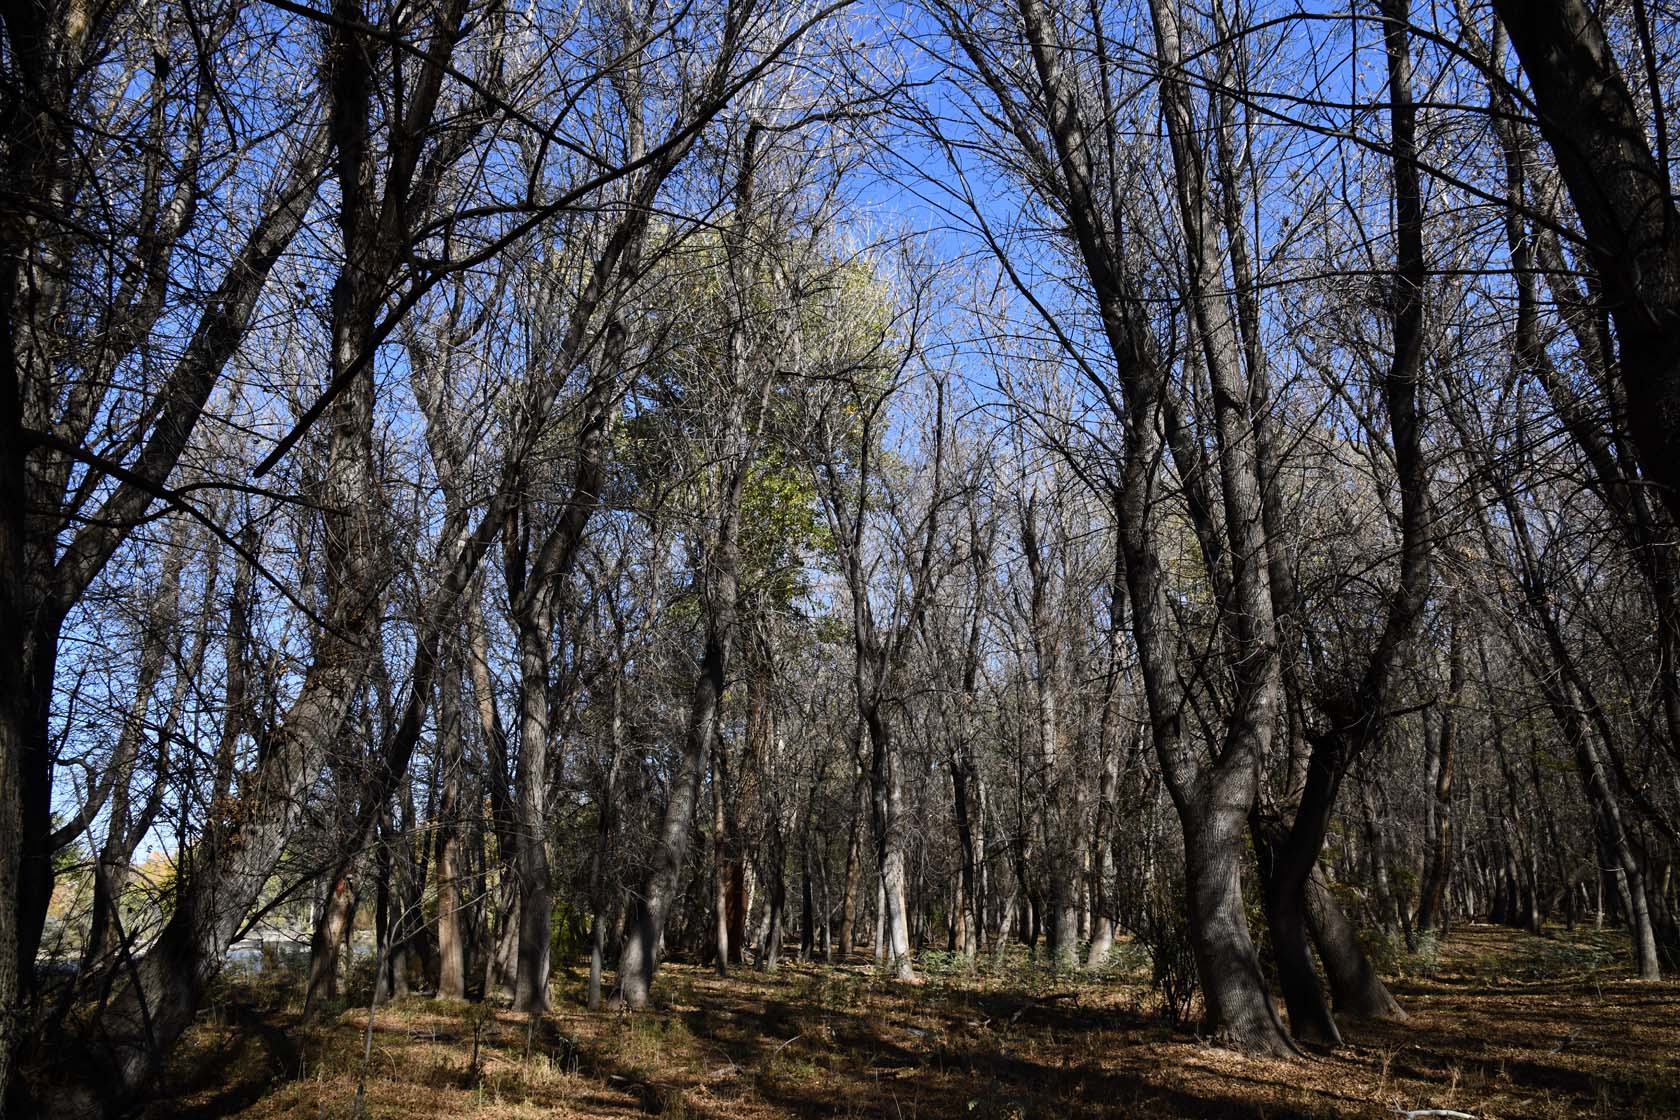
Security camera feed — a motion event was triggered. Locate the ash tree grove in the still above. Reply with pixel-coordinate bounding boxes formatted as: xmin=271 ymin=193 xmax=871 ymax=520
xmin=4 ymin=0 xmax=1680 ymax=1112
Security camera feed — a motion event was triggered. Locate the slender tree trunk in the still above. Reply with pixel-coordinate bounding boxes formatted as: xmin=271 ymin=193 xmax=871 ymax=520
xmin=864 ymin=706 xmax=915 ymax=980
xmin=588 ymin=668 xmax=625 ymax=1013
xmin=1418 ymin=626 xmax=1461 ymax=933
xmin=1571 ymin=709 xmax=1662 ymax=977
xmin=838 ymin=771 xmax=865 ymax=954
xmin=1086 ymin=740 xmax=1118 ymax=969
xmin=951 ymin=758 xmax=979 ymax=958
xmin=617 ymin=482 xmax=744 ymax=1006
xmin=617 ymin=631 xmax=724 ymax=1008
xmin=711 ymin=742 xmax=729 ymax=977
xmin=435 ymin=653 xmax=467 ymax=1000
xmin=511 ymin=602 xmax=555 ymax=1014
xmin=305 ymin=867 xmax=359 ymax=1019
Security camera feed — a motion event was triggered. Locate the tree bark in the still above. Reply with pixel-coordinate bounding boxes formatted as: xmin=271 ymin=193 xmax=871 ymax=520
xmin=616 ymin=624 xmax=730 ymax=1007
xmin=510 ymin=599 xmax=556 ymax=1014
xmin=1184 ymin=792 xmax=1295 ymax=1055
xmin=1417 ymin=623 xmax=1461 ymax=933
xmin=435 ymin=653 xmax=467 ymax=1000
xmin=838 ymin=771 xmax=865 ymax=954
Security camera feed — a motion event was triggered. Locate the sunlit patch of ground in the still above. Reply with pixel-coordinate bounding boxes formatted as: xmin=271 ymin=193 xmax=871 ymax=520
xmin=138 ymin=924 xmax=1679 ymax=1119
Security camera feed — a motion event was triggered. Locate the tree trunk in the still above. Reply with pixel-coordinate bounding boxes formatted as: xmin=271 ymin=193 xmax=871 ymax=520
xmin=951 ymin=758 xmax=980 ymax=959
xmin=1184 ymin=794 xmax=1296 ymax=1056
xmin=304 ymin=868 xmax=359 ymax=1020
xmin=711 ymin=742 xmax=730 ymax=977
xmin=838 ymin=771 xmax=866 ymax=954
xmin=865 ymin=706 xmax=915 ymax=980
xmin=617 ymin=614 xmax=733 ymax=1006
xmin=1417 ymin=628 xmax=1460 ymax=933
xmin=1304 ymin=867 xmax=1406 ymax=1020
xmin=1255 ymin=804 xmax=1341 ymax=1048
xmin=1490 ymin=0 xmax=1680 ymax=526
xmin=511 ymin=603 xmax=556 ymax=1014
xmin=1572 ymin=712 xmax=1662 ymax=977
xmin=435 ymin=654 xmax=467 ymax=1000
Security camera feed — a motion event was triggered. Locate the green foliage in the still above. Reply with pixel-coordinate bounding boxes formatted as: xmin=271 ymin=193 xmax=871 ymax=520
xmin=550 ymin=897 xmax=591 ymax=968
xmin=1090 ymin=938 xmax=1152 ymax=978
xmin=1360 ymin=926 xmax=1443 ymax=979
xmin=738 ymin=449 xmax=829 ymax=606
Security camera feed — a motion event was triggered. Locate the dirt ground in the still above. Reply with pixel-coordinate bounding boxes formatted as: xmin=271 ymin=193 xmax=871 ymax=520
xmin=141 ymin=924 xmax=1680 ymax=1119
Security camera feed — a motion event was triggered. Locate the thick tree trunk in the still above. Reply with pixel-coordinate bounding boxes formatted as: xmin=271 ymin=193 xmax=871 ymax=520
xmin=1255 ymin=805 xmax=1341 ymax=1048
xmin=1143 ymin=0 xmax=1297 ymax=1056
xmin=1304 ymin=868 xmax=1406 ymax=1020
xmin=0 ymin=679 xmax=22 ymax=1120
xmin=1184 ymin=794 xmax=1296 ymax=1056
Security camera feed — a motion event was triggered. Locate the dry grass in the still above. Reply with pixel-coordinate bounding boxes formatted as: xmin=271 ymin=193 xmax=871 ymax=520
xmin=139 ymin=924 xmax=1679 ymax=1119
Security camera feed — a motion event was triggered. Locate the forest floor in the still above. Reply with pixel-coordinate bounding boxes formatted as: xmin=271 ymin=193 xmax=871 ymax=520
xmin=141 ymin=923 xmax=1679 ymax=1120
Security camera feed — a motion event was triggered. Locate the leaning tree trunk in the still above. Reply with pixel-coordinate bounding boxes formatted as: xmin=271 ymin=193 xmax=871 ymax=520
xmin=616 ymin=432 xmax=748 ymax=1006
xmin=1490 ymin=0 xmax=1680 ymax=527
xmin=1570 ymin=707 xmax=1662 ymax=978
xmin=616 ymin=627 xmax=728 ymax=1007
xmin=1304 ymin=867 xmax=1406 ymax=1020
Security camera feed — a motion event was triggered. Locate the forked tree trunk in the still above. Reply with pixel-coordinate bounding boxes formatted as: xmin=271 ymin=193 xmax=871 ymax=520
xmin=1253 ymin=807 xmax=1340 ymax=1048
